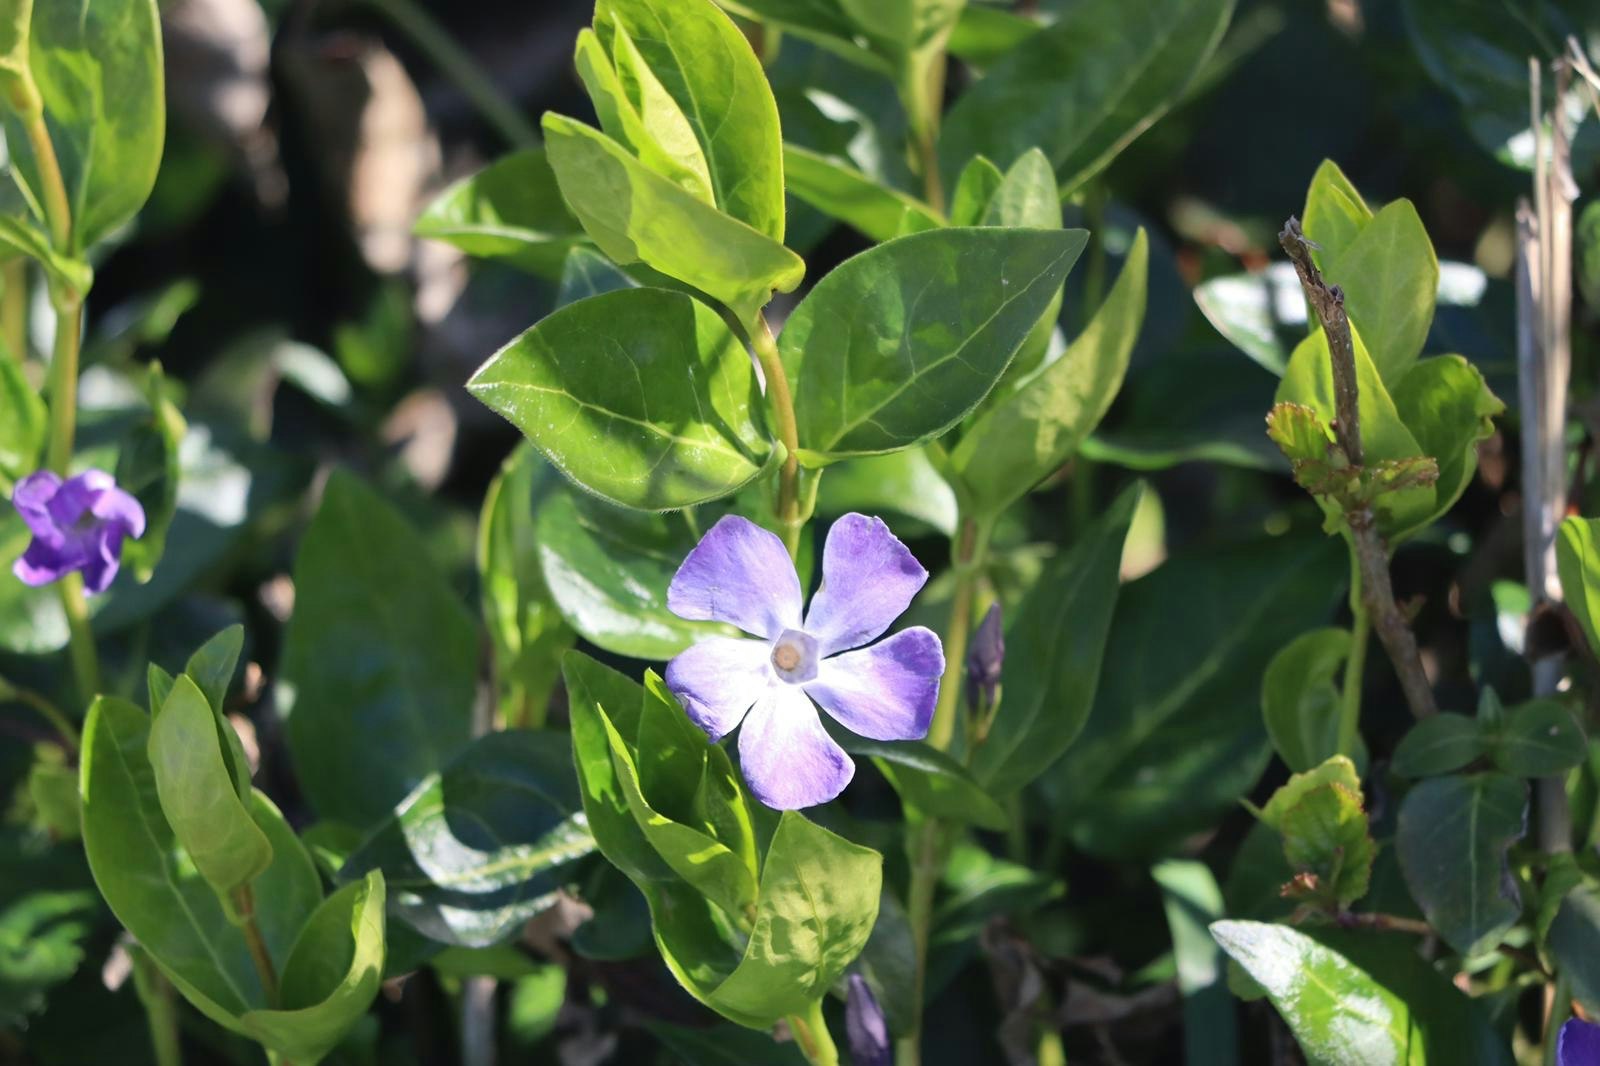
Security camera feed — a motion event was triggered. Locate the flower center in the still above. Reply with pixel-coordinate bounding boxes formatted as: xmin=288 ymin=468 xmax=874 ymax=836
xmin=769 ymin=629 xmax=819 ymax=684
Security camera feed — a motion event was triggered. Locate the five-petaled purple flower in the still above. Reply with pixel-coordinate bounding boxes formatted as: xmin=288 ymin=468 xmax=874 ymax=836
xmin=665 ymin=513 xmax=944 ymax=810
xmin=11 ymin=470 xmax=146 ymax=595
xmin=1561 ymin=1018 xmax=1600 ymax=1066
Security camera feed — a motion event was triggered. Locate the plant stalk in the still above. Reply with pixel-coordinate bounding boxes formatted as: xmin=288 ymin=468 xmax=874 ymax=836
xmin=749 ymin=317 xmax=807 ymax=559
xmin=129 ymin=943 xmax=185 ymax=1066
xmin=788 ymin=996 xmax=840 ymax=1066
xmin=47 ymin=295 xmax=98 ymax=701
xmin=896 ymin=816 xmax=946 ymax=1066
xmin=233 ymin=885 xmax=280 ymax=1008
xmin=1336 ymin=596 xmax=1370 ymax=759
xmin=1279 ymin=217 xmax=1435 ymax=720
xmin=7 ymin=678 xmax=79 ymax=750
xmin=927 ymin=516 xmax=989 ymax=750
xmin=23 ymin=112 xmax=72 ymax=252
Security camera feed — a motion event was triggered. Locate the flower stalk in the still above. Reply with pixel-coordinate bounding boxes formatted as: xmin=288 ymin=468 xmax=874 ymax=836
xmin=788 ymin=997 xmax=840 ymax=1066
xmin=232 ymin=884 xmax=280 ymax=1008
xmin=749 ymin=316 xmax=808 ymax=560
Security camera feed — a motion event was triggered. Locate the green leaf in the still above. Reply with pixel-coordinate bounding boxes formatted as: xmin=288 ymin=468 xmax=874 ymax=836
xmin=1153 ymin=860 xmax=1237 ymax=1066
xmin=114 ymin=362 xmax=186 ymax=582
xmin=1549 ymin=884 xmax=1600 ymax=1018
xmin=1559 ymin=515 xmax=1600 ymax=660
xmin=341 ymin=731 xmax=594 ymax=948
xmin=479 ymin=444 xmax=574 ymax=728
xmin=1320 ymin=200 xmax=1438 ymax=384
xmin=1275 ymin=327 xmax=1435 ymax=539
xmin=947 ymin=155 xmax=1004 ymax=226
xmin=1395 ymin=773 xmax=1526 ymax=956
xmin=412 ymin=149 xmax=585 ymax=279
xmin=980 ymin=148 xmax=1059 ymax=229
xmin=1193 ymin=265 xmax=1299 ymax=376
xmin=597 ymin=0 xmax=787 ymax=240
xmin=542 ymin=114 xmax=803 ymax=327
xmin=947 ymin=3 xmax=1038 ymax=66
xmin=25 ymin=750 xmax=80 ymax=839
xmin=1301 ymin=160 xmax=1373 ymax=266
xmin=6 ymin=0 xmax=164 ymax=253
xmin=536 ymin=487 xmax=720 ymax=659
xmin=782 ymin=143 xmax=942 ymax=242
xmin=280 ymin=471 xmax=479 ymax=828
xmin=951 ymin=228 xmax=1146 ymax=516
xmin=238 ymin=872 xmax=387 ymax=1066
xmin=184 ymin=625 xmax=243 ymax=719
xmin=705 ymin=812 xmax=880 ymax=1024
xmin=939 ymin=0 xmax=1234 ymax=195
xmin=81 ymin=698 xmax=321 ymax=1028
xmin=781 ymin=226 xmax=1086 ymax=460
xmin=1278 ymin=781 xmax=1374 ymax=910
xmin=1258 ymin=755 xmax=1362 ymax=829
xmin=1260 ymin=628 xmax=1351 ymax=774
xmin=713 ymin=0 xmax=884 ymax=73
xmin=0 ymin=356 xmax=44 ymax=485
xmin=468 ymin=287 xmax=773 ymax=510
xmin=1391 ymin=714 xmax=1485 ymax=778
xmin=0 ymin=829 xmax=98 ymax=1025
xmin=147 ymin=675 xmax=273 ymax=899
xmin=832 ymin=731 xmax=1007 ymax=829
xmin=1212 ymin=920 xmax=1515 ymax=1066
xmin=815 ymin=448 xmax=957 ymax=536
xmin=1389 ymin=355 xmax=1501 ymax=524
xmin=935 ymin=840 xmax=1061 ymax=942
xmin=1486 ymin=698 xmax=1586 ymax=777
xmin=971 ymin=484 xmax=1140 ymax=791
xmin=0 ymin=215 xmax=91 ymax=296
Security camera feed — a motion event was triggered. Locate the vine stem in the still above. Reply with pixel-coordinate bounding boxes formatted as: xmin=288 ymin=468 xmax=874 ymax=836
xmin=787 ymin=997 xmax=840 ymax=1066
xmin=896 ymin=817 xmax=946 ymax=1066
xmin=927 ymin=516 xmax=990 ymax=750
xmin=232 ymin=885 xmax=281 ymax=1008
xmin=1336 ymin=574 xmax=1370 ymax=759
xmin=748 ymin=317 xmax=807 ymax=560
xmin=23 ymin=112 xmax=71 ymax=251
xmin=6 ymin=679 xmax=79 ymax=749
xmin=129 ymin=944 xmax=184 ymax=1066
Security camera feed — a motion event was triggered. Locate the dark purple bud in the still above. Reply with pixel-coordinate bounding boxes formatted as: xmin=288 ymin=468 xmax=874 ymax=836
xmin=11 ymin=470 xmax=146 ymax=595
xmin=1560 ymin=1018 xmax=1600 ymax=1066
xmin=845 ymin=974 xmax=890 ymax=1066
xmin=967 ymin=603 xmax=1004 ymax=710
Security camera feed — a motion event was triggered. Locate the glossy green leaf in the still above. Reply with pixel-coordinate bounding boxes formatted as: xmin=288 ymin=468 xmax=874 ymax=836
xmin=0 ymin=356 xmax=44 ymax=485
xmin=939 ymin=0 xmax=1234 ymax=195
xmin=1192 ymin=263 xmax=1301 ymax=376
xmin=598 ymin=0 xmax=787 ymax=240
xmin=947 ymin=154 xmax=1004 ymax=226
xmin=536 ymin=487 xmax=720 ymax=659
xmin=971 ymin=483 xmax=1140 ymax=791
xmin=478 ymin=444 xmax=574 ymax=728
xmin=1320 ymin=200 xmax=1438 ymax=384
xmin=412 ymin=149 xmax=585 ymax=279
xmin=1259 ymin=755 xmax=1361 ymax=828
xmin=835 ymin=732 xmax=1007 ymax=829
xmin=184 ymin=625 xmax=243 ymax=721
xmin=1301 ymin=160 xmax=1373 ymax=267
xmin=1395 ymin=773 xmax=1526 ymax=956
xmin=782 ymin=226 xmax=1086 ymax=460
xmin=1260 ymin=628 xmax=1351 ymax=774
xmin=1390 ymin=354 xmax=1501 ymax=525
xmin=1278 ymin=779 xmax=1374 ymax=910
xmin=147 ymin=675 xmax=273 ymax=899
xmin=542 ymin=114 xmax=803 ymax=326
xmin=6 ymin=0 xmax=164 ymax=253
xmin=1045 ymin=535 xmax=1343 ymax=858
xmin=705 ymin=811 xmax=881 ymax=1023
xmin=952 ymin=229 xmax=1146 ymax=516
xmin=1391 ymin=714 xmax=1485 ymax=778
xmin=280 ymin=471 xmax=479 ymax=828
xmin=935 ymin=841 xmax=1062 ymax=943
xmin=947 ymin=3 xmax=1038 ymax=65
xmin=341 ymin=731 xmax=593 ymax=947
xmin=468 ymin=287 xmax=772 ymax=510
xmin=1549 ymin=884 xmax=1600 ymax=1018
xmin=1212 ymin=920 xmax=1515 ymax=1066
xmin=1560 ymin=515 xmax=1600 ymax=660
xmin=783 ymin=143 xmax=942 ymax=242
xmin=980 ymin=148 xmax=1059 ymax=229
xmin=238 ymin=872 xmax=387 ymax=1066
xmin=81 ymin=697 xmax=321 ymax=1029
xmin=713 ymin=0 xmax=886 ymax=72
xmin=1153 ymin=860 xmax=1236 ymax=1066
xmin=1487 ymin=699 xmax=1586 ymax=777
xmin=815 ymin=448 xmax=957 ymax=536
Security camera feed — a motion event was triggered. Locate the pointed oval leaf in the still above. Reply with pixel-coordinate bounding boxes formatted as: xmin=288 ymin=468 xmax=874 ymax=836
xmin=413 ymin=149 xmax=585 ymax=279
xmin=1261 ymin=627 xmax=1352 ymax=773
xmin=469 ymin=287 xmax=773 ymax=511
xmin=1559 ymin=515 xmax=1600 ymax=660
xmin=0 ymin=357 xmax=44 ymax=483
xmin=1301 ymin=160 xmax=1373 ymax=266
xmin=1488 ymin=699 xmax=1586 ymax=777
xmin=1322 ymin=200 xmax=1439 ymax=384
xmin=831 ymin=729 xmax=1007 ymax=829
xmin=1389 ymin=354 xmax=1502 ymax=527
xmin=1391 ymin=714 xmax=1485 ymax=778
xmin=783 ymin=143 xmax=942 ymax=243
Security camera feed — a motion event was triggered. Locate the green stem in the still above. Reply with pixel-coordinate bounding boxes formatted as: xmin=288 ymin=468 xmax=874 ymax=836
xmin=23 ymin=112 xmax=72 ymax=251
xmin=926 ymin=515 xmax=989 ymax=751
xmin=749 ymin=317 xmax=807 ymax=560
xmin=232 ymin=885 xmax=280 ymax=1008
xmin=1337 ymin=604 xmax=1370 ymax=759
xmin=903 ymin=52 xmax=947 ymax=215
xmin=6 ymin=681 xmax=79 ymax=750
xmin=45 ymin=294 xmax=80 ymax=475
xmin=2 ymin=260 xmax=26 ymax=362
xmin=129 ymin=944 xmax=184 ymax=1066
xmin=896 ymin=817 xmax=946 ymax=1066
xmin=1545 ymin=974 xmax=1571 ymax=1066
xmin=361 ymin=0 xmax=539 ymax=148
xmin=787 ymin=997 xmax=840 ymax=1066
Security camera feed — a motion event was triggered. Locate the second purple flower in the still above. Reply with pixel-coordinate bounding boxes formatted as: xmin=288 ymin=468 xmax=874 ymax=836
xmin=665 ymin=513 xmax=944 ymax=810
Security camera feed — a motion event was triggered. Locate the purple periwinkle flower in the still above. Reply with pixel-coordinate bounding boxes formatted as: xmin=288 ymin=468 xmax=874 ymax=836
xmin=1560 ymin=1018 xmax=1600 ymax=1066
xmin=845 ymin=974 xmax=891 ymax=1066
xmin=664 ymin=513 xmax=944 ymax=810
xmin=11 ymin=470 xmax=146 ymax=595
xmin=967 ymin=602 xmax=1004 ymax=711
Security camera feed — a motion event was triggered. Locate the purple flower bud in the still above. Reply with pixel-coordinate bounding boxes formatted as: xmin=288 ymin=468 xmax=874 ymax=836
xmin=11 ymin=470 xmax=146 ymax=595
xmin=1560 ymin=1018 xmax=1600 ymax=1066
xmin=845 ymin=974 xmax=891 ymax=1066
xmin=967 ymin=603 xmax=1004 ymax=711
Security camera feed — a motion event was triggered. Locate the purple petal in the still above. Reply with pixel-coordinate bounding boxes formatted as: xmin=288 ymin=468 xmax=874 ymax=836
xmin=804 ymin=514 xmax=927 ymax=655
xmin=1560 ymin=1019 xmax=1600 ymax=1066
xmin=91 ymin=485 xmax=146 ymax=539
xmin=668 ymin=515 xmax=801 ymax=640
xmin=737 ymin=685 xmax=854 ymax=809
xmin=846 ymin=975 xmax=891 ymax=1066
xmin=12 ymin=537 xmax=75 ymax=586
xmin=78 ymin=525 xmax=124 ymax=595
xmin=807 ymin=627 xmax=943 ymax=741
xmin=12 ymin=471 xmax=63 ymax=540
xmin=47 ymin=470 xmax=116 ymax=528
xmin=664 ymin=636 xmax=771 ymax=741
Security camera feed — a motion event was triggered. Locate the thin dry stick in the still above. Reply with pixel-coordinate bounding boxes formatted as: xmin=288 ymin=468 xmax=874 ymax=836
xmin=1279 ymin=217 xmax=1437 ymax=720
